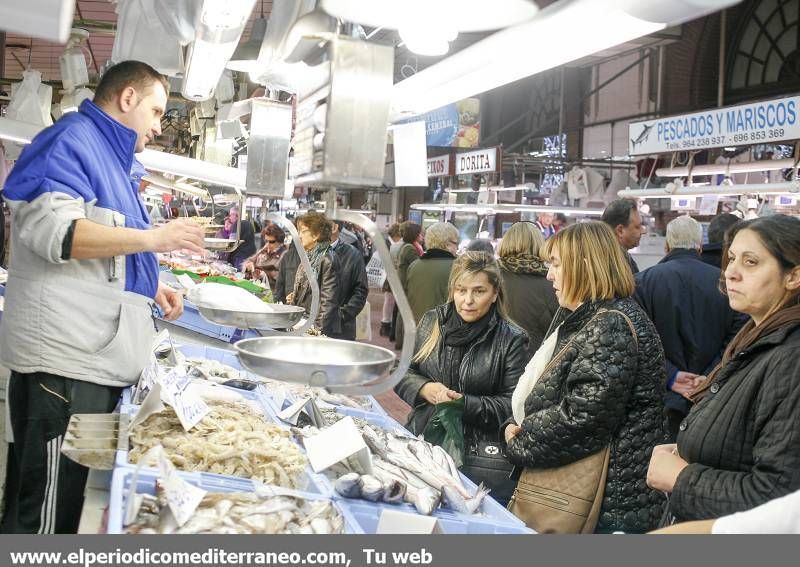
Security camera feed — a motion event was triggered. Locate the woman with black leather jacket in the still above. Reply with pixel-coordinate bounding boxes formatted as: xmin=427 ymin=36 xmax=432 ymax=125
xmin=504 ymin=221 xmax=667 ymax=533
xmin=395 ymin=252 xmax=529 ymax=504
xmin=286 ymin=211 xmax=341 ymax=336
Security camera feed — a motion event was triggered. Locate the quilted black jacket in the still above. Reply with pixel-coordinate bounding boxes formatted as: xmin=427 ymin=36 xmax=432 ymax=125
xmin=672 ymin=321 xmax=800 ymax=521
xmin=395 ymin=303 xmax=529 ymax=450
xmin=505 ymin=298 xmax=668 ymax=533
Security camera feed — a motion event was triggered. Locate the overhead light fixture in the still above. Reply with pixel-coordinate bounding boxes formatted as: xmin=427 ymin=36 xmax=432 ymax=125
xmin=0 ymin=0 xmax=75 ymax=43
xmin=227 ymin=16 xmax=268 ymax=72
xmin=182 ymin=0 xmax=257 ymax=101
xmin=656 ymin=158 xmax=797 ymax=177
xmin=391 ymin=0 xmax=740 ymax=117
xmin=618 ymin=181 xmax=800 ymax=199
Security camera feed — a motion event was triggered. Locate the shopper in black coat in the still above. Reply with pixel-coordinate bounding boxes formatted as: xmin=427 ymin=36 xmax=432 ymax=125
xmin=648 ymin=215 xmax=800 ymax=522
xmin=287 ymin=212 xmax=341 ymax=336
xmin=505 ymin=222 xmax=667 ymax=533
xmin=498 ymin=222 xmax=559 ymax=354
xmin=329 ymin=222 xmax=368 ymax=341
xmin=275 ymin=239 xmax=300 ymax=303
xmin=395 ymin=252 xmax=529 ymax=502
xmin=635 ymin=216 xmax=746 ymax=440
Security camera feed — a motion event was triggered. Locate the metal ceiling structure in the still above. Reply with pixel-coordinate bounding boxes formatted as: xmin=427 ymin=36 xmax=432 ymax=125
xmin=1 ymin=0 xmax=274 ymax=85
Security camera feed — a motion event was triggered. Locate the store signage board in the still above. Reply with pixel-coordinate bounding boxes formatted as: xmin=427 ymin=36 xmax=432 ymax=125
xmin=427 ymin=155 xmax=452 ymax=178
xmin=455 ymin=147 xmax=499 ymax=175
xmin=671 ymin=197 xmax=698 ymax=211
xmin=403 ymin=98 xmax=481 ymax=147
xmin=302 ymin=416 xmax=372 ymax=474
xmin=376 ymin=509 xmax=442 ymax=534
xmin=394 ymin=121 xmax=429 ymax=187
xmin=629 ymin=95 xmax=800 ymax=155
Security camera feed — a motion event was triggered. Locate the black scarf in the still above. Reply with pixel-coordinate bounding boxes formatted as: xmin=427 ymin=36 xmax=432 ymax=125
xmin=442 ymin=303 xmax=496 ymax=347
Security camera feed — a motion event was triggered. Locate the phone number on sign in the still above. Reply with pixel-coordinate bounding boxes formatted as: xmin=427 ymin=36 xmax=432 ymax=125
xmin=732 ymin=128 xmax=786 ymax=143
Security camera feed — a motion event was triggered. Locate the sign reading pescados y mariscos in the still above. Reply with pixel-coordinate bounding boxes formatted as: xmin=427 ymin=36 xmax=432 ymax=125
xmin=628 ymin=95 xmax=799 ymax=155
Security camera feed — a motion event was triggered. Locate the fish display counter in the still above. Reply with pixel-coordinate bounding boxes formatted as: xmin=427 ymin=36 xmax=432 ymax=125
xmin=89 ymin=340 xmax=532 ymax=534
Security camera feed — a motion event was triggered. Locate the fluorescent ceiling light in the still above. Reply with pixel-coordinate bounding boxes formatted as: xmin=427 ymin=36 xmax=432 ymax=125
xmin=618 ymin=181 xmax=800 ymax=199
xmin=410 ymin=203 xmax=606 ymax=216
xmin=139 ymin=149 xmax=246 ymax=190
xmin=391 ymin=0 xmax=739 ymax=118
xmin=657 ymin=158 xmax=797 ymax=177
xmin=182 ymin=0 xmax=257 ymax=101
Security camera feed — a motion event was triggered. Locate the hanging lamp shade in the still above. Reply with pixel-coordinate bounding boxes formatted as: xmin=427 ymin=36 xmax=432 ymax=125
xmin=227 ymin=17 xmax=269 ymax=72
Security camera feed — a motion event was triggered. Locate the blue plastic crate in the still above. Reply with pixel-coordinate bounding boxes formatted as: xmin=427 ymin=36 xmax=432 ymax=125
xmin=117 ymin=387 xmax=330 ymax=495
xmin=268 ymin=391 xmax=392 ymax=425
xmin=107 ymin=467 xmax=361 ymax=534
xmin=159 ymin=300 xmax=238 ymax=342
xmin=338 ymin=500 xmax=533 ymax=534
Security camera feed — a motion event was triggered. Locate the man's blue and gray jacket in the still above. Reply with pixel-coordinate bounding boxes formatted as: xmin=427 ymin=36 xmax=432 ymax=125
xmin=0 ymin=99 xmax=157 ymax=386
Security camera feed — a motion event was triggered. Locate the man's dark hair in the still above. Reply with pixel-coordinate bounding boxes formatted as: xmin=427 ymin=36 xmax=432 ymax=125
xmin=707 ymin=213 xmax=740 ymax=245
xmin=93 ymin=61 xmax=169 ymax=106
xmin=602 ymin=199 xmax=638 ymax=228
xmin=466 ymin=238 xmax=495 ymax=255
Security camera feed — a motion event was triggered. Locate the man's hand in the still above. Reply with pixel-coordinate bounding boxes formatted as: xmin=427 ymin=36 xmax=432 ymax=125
xmin=155 ymin=282 xmax=184 ymax=321
xmin=148 ymin=219 xmax=205 ymax=255
xmin=671 ymin=371 xmax=701 ymax=399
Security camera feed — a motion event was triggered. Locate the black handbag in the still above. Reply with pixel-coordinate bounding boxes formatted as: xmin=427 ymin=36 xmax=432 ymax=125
xmin=460 ymin=441 xmax=517 ymax=505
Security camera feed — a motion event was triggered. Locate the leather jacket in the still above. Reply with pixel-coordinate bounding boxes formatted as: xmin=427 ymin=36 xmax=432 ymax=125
xmin=293 ymin=249 xmax=341 ymax=336
xmin=395 ymin=302 xmax=529 ymax=450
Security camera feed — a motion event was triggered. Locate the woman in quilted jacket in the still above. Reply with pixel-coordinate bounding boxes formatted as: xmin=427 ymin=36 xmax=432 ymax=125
xmin=504 ymin=221 xmax=667 ymax=533
xmin=647 ymin=215 xmax=800 ymax=523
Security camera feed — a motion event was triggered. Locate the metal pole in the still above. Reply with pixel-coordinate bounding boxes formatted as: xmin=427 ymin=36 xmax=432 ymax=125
xmin=718 ymin=10 xmax=726 ymax=107
xmin=0 ymin=32 xmax=6 ymax=84
xmin=558 ymin=67 xmax=565 ymax=162
xmin=656 ymin=45 xmax=664 ymax=114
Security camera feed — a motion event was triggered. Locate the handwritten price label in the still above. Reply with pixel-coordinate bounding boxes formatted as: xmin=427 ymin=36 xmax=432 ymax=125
xmin=159 ymin=367 xmax=210 ymax=431
xmin=157 ymin=448 xmax=206 ymax=527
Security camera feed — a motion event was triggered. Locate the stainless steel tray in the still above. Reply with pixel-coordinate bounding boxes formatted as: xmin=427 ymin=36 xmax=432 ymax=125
xmin=235 ymin=337 xmax=396 ymax=389
xmin=204 ymin=237 xmax=240 ymax=251
xmin=198 ymin=303 xmax=306 ymax=329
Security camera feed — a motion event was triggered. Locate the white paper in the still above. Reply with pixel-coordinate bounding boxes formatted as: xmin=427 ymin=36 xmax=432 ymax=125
xmin=160 ymin=367 xmax=210 ymax=431
xmin=157 ymin=448 xmax=206 ymax=527
xmin=302 ymin=416 xmax=372 ymax=474
xmin=276 ymin=397 xmax=325 ymax=428
xmin=129 ymin=383 xmax=166 ymax=430
xmin=175 ymin=274 xmax=197 ymax=290
xmin=393 ymin=121 xmax=428 ymax=187
xmin=376 ymin=508 xmax=442 ymax=534
xmin=699 ymin=194 xmax=720 ymax=216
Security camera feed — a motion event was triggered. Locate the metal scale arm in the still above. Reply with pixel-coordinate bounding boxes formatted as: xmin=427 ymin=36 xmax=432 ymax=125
xmin=265 ymin=212 xmax=320 ymax=335
xmin=328 ymin=208 xmax=416 ymax=396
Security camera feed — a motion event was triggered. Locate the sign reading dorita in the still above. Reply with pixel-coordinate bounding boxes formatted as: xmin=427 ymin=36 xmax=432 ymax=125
xmin=455 ymin=147 xmax=500 ymax=175
xmin=629 ymin=95 xmax=800 ymax=155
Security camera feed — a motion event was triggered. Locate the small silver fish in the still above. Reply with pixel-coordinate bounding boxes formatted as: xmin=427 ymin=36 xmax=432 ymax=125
xmin=442 ymin=483 xmax=490 ymax=515
xmin=358 ymin=474 xmax=385 ymax=502
xmin=334 ymin=472 xmax=362 ymax=499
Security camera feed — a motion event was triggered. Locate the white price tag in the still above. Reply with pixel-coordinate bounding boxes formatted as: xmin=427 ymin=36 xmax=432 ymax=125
xmin=156 ymin=448 xmax=206 ymax=527
xmin=302 ymin=416 xmax=372 ymax=474
xmin=159 ymin=367 xmax=210 ymax=431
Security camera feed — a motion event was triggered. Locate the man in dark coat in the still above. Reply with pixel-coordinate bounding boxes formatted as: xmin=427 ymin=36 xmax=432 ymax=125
xmin=275 ymin=242 xmax=300 ymax=303
xmin=700 ymin=212 xmax=740 ymax=268
xmin=602 ymin=198 xmax=643 ymax=274
xmin=635 ymin=216 xmax=746 ymax=440
xmin=329 ymin=221 xmax=368 ymax=340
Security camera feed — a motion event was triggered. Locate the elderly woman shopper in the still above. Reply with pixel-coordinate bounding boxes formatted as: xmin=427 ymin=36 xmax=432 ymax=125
xmin=243 ymin=224 xmax=287 ymax=291
xmin=406 ymin=222 xmax=459 ymax=322
xmin=504 ymin=221 xmax=667 ymax=533
xmin=394 ymin=222 xmax=424 ymax=348
xmin=395 ymin=252 xmax=529 ymax=504
xmin=647 ymin=214 xmax=800 ymax=523
xmin=286 ymin=211 xmax=341 ymax=336
xmin=498 ymin=222 xmax=559 ymax=353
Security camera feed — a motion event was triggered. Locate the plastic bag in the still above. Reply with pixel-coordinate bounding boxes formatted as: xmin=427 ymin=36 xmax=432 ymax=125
xmin=421 ymin=398 xmax=465 ymax=468
xmin=355 ymin=301 xmax=371 ymax=341
xmin=365 ymin=253 xmax=386 ymax=289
